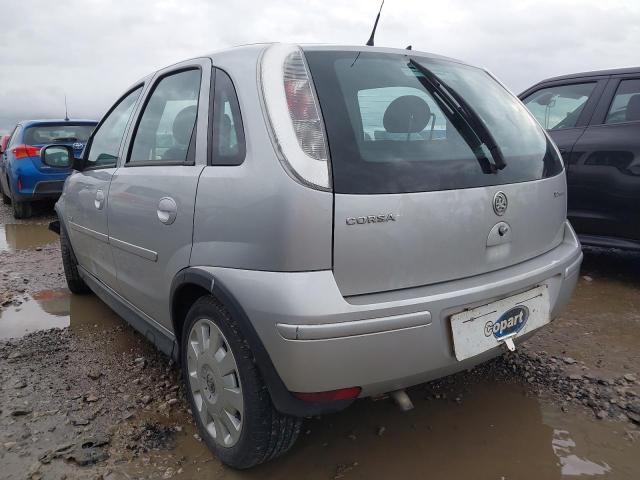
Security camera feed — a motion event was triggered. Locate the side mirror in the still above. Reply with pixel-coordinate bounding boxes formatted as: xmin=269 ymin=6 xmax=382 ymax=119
xmin=40 ymin=145 xmax=73 ymax=169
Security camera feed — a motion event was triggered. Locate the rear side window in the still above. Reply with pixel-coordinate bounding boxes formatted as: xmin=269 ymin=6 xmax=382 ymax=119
xmin=130 ymin=69 xmax=201 ymax=164
xmin=211 ymin=69 xmax=245 ymax=165
xmin=523 ymin=83 xmax=596 ymax=130
xmin=305 ymin=51 xmax=561 ymax=195
xmin=87 ymin=87 xmax=142 ymax=168
xmin=605 ymin=79 xmax=640 ymax=124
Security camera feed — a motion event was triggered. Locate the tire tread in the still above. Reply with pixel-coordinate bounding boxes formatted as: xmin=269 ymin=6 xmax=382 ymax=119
xmin=181 ymin=296 xmax=301 ymax=469
xmin=60 ymin=226 xmax=90 ymax=294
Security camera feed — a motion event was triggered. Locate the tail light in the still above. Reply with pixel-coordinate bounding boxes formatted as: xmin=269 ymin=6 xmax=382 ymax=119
xmin=261 ymin=44 xmax=331 ymax=190
xmin=12 ymin=144 xmax=41 ymax=159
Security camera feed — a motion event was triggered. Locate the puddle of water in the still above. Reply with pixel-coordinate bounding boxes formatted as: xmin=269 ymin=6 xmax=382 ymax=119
xmin=0 ymin=291 xmax=70 ymax=339
xmin=121 ymin=382 xmax=639 ymax=480
xmin=0 ymin=289 xmax=128 ymax=341
xmin=0 ymin=222 xmax=58 ymax=251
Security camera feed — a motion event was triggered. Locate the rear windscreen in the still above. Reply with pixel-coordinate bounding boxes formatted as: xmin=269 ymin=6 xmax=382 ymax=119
xmin=24 ymin=124 xmax=95 ymax=145
xmin=304 ymin=51 xmax=562 ymax=194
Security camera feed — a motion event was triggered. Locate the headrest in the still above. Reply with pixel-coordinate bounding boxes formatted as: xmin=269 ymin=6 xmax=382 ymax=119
xmin=383 ymin=95 xmax=431 ymax=133
xmin=172 ymin=105 xmax=197 ymax=145
xmin=625 ymin=94 xmax=640 ymax=122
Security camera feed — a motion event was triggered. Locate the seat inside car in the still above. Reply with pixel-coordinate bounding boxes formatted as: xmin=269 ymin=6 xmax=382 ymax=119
xmin=382 ymin=94 xmax=432 ymax=139
xmin=162 ymin=105 xmax=197 ymax=160
xmin=625 ymin=93 xmax=640 ymax=122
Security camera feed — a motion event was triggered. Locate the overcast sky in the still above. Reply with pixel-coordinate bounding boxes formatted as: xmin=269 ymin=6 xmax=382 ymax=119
xmin=1 ymin=0 xmax=639 ymax=134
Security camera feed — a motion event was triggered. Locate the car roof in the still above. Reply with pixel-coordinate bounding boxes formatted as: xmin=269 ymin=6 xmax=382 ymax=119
xmin=17 ymin=119 xmax=98 ymax=128
xmin=204 ymin=42 xmax=466 ymax=65
xmin=300 ymin=44 xmax=463 ymax=63
xmin=124 ymin=43 xmax=475 ymax=99
xmin=530 ymin=66 xmax=640 ymax=86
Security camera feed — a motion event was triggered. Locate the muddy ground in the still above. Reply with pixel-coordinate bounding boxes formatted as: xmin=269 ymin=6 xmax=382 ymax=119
xmin=1 ymin=202 xmax=639 ymax=480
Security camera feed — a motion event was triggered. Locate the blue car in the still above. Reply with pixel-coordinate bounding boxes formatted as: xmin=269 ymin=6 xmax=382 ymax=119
xmin=0 ymin=119 xmax=97 ymax=218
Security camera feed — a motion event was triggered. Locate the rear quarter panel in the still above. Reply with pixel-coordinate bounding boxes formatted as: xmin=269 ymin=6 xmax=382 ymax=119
xmin=191 ymin=47 xmax=333 ymax=272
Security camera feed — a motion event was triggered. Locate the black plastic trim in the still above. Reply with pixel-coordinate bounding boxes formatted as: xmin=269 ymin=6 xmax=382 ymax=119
xmin=170 ymin=267 xmax=355 ymax=417
xmin=48 ymin=220 xmax=60 ymax=235
xmin=79 ymin=265 xmax=177 ymax=359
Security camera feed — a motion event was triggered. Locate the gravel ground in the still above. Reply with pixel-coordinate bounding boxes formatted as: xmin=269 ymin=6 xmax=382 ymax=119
xmin=1 ymin=201 xmax=639 ymax=479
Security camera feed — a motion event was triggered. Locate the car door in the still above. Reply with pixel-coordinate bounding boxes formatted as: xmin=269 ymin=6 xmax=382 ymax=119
xmin=567 ymin=75 xmax=640 ymax=247
xmin=107 ymin=59 xmax=211 ymax=329
xmin=521 ymin=79 xmax=606 ymax=164
xmin=63 ymin=85 xmax=144 ymax=290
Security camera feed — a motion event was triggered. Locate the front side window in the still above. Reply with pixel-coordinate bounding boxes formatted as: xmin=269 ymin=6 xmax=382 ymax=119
xmin=130 ymin=69 xmax=201 ymax=164
xmin=523 ymin=83 xmax=596 ymax=130
xmin=212 ymin=69 xmax=245 ymax=165
xmin=87 ymin=87 xmax=142 ymax=168
xmin=305 ymin=51 xmax=562 ymax=194
xmin=605 ymin=79 xmax=640 ymax=124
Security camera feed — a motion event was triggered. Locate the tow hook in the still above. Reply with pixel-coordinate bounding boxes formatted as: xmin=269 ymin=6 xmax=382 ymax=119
xmin=390 ymin=389 xmax=414 ymax=411
xmin=502 ymin=337 xmax=516 ymax=352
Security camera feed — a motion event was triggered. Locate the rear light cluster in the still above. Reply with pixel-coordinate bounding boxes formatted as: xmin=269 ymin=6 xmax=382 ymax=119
xmin=12 ymin=144 xmax=40 ymax=159
xmin=261 ymin=44 xmax=331 ymax=190
xmin=283 ymin=50 xmax=329 ymax=164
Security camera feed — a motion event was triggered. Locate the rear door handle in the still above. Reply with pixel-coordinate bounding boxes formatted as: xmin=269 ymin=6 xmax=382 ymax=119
xmin=157 ymin=197 xmax=177 ymax=225
xmin=94 ymin=189 xmax=105 ymax=210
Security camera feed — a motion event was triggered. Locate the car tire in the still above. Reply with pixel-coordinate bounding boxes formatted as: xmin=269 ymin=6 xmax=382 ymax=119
xmin=181 ymin=296 xmax=301 ymax=469
xmin=11 ymin=198 xmax=31 ymax=219
xmin=1 ymin=180 xmax=10 ymax=205
xmin=60 ymin=225 xmax=90 ymax=294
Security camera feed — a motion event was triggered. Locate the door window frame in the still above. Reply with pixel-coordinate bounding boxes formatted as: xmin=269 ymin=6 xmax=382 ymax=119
xmin=125 ymin=66 xmax=203 ymax=168
xmin=520 ymin=78 xmax=607 ymax=131
xmin=589 ymin=76 xmax=640 ymax=127
xmin=82 ymin=83 xmax=145 ymax=172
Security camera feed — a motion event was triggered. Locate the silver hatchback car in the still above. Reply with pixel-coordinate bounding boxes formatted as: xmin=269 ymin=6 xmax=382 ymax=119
xmin=44 ymin=43 xmax=582 ymax=468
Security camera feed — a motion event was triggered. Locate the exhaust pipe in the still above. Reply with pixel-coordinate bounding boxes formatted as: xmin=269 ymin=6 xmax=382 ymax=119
xmin=390 ymin=389 xmax=414 ymax=411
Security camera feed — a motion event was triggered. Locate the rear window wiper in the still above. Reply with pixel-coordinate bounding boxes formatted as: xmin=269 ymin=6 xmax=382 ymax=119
xmin=408 ymin=58 xmax=507 ymax=173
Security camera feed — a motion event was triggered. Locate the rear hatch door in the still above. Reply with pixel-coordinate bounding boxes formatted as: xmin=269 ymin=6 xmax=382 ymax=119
xmin=305 ymin=49 xmax=566 ymax=296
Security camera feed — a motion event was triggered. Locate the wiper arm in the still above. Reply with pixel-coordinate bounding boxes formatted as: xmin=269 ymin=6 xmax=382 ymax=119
xmin=408 ymin=59 xmax=506 ymax=173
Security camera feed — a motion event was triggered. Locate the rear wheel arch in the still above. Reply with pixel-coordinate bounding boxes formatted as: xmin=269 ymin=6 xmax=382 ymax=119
xmin=170 ymin=278 xmax=211 ymax=348
xmin=169 ymin=267 xmax=358 ymax=417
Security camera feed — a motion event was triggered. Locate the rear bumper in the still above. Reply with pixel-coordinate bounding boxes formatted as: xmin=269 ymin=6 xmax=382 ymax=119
xmin=9 ymin=160 xmax=69 ymax=201
xmin=201 ymin=221 xmax=582 ymax=398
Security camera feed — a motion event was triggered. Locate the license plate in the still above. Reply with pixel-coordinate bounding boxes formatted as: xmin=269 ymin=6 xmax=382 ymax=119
xmin=450 ymin=285 xmax=550 ymax=361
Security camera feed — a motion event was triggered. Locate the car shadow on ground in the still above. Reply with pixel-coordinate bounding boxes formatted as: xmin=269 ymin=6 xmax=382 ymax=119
xmin=581 ymin=247 xmax=640 ymax=287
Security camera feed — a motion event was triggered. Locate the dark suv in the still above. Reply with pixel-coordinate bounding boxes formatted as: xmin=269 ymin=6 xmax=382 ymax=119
xmin=520 ymin=67 xmax=640 ymax=251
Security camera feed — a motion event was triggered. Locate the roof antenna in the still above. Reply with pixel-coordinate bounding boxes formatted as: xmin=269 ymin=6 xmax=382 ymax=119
xmin=64 ymin=94 xmax=69 ymax=121
xmin=366 ymin=0 xmax=385 ymax=46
